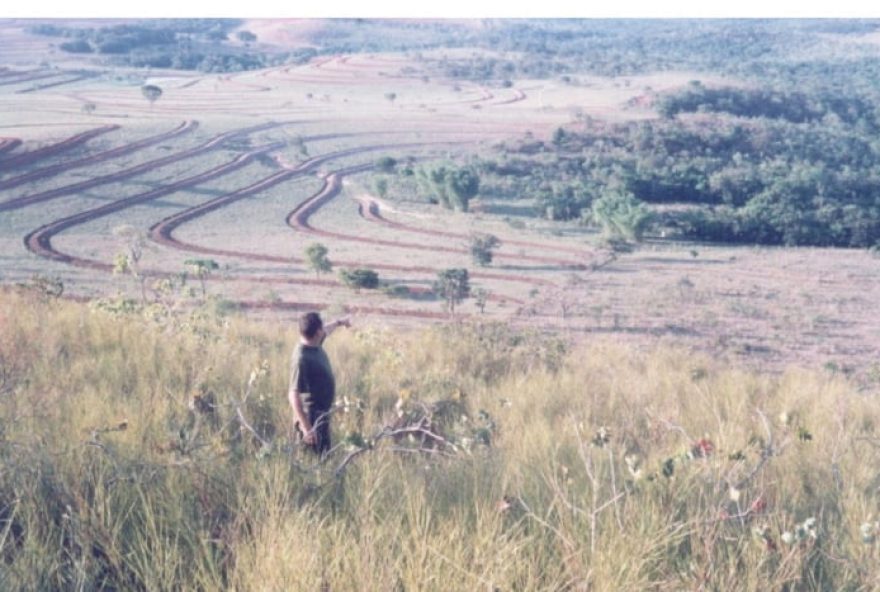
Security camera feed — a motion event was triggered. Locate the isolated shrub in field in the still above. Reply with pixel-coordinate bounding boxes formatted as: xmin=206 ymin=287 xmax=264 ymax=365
xmin=372 ymin=176 xmax=388 ymax=198
xmin=469 ymin=233 xmax=501 ymax=266
xmin=381 ymin=284 xmax=411 ymax=298
xmin=141 ymin=84 xmax=163 ymax=107
xmin=339 ymin=268 xmax=379 ymax=290
xmin=184 ymin=258 xmax=219 ymax=298
xmin=434 ymin=268 xmax=470 ymax=313
xmin=376 ymin=156 xmax=397 ymax=172
xmin=304 ymin=243 xmax=332 ymax=278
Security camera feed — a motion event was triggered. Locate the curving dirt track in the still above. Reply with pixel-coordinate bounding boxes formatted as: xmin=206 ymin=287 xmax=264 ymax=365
xmin=286 ymin=167 xmax=556 ymax=288
xmin=0 ymin=71 xmax=64 ymax=87
xmin=22 ymin=140 xmax=500 ymax=318
xmin=289 ymin=171 xmax=583 ymax=268
xmin=20 ymin=136 xmax=403 ymax=269
xmin=0 ymin=124 xmax=119 ymax=170
xmin=355 ymin=196 xmax=591 ymax=259
xmin=16 ymin=74 xmax=94 ymax=94
xmin=0 ymin=120 xmax=198 ymax=192
xmin=148 ymin=146 xmax=398 ymax=249
xmin=492 ymin=88 xmax=527 ymax=106
xmin=0 ymin=121 xmax=284 ymax=212
xmin=218 ymin=75 xmax=272 ymax=93
xmin=2 ymin=52 xmax=598 ymax=322
xmin=23 ymin=142 xmax=285 ymax=266
xmin=143 ymin=142 xmax=535 ymax=306
xmin=0 ymin=138 xmax=22 ymax=156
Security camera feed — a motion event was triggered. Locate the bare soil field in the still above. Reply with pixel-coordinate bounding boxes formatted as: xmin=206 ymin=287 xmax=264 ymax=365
xmin=1 ymin=28 xmax=877 ymax=388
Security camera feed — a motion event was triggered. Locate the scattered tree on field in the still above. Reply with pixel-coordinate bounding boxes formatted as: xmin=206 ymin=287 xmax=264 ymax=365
xmin=141 ymin=84 xmax=163 ymax=108
xmin=469 ymin=233 xmax=501 ymax=266
xmin=384 ymin=92 xmax=397 ymax=107
xmin=372 ymin=177 xmax=389 ymax=199
xmin=184 ymin=258 xmax=219 ymax=298
xmin=81 ymin=102 xmax=96 ymax=115
xmin=113 ymin=224 xmax=148 ymax=302
xmin=376 ymin=156 xmax=397 ymax=173
xmin=474 ymin=288 xmax=489 ymax=314
xmin=236 ymin=30 xmax=257 ymax=44
xmin=339 ymin=268 xmax=379 ymax=291
xmin=552 ymin=127 xmax=566 ymax=146
xmin=305 ymin=243 xmax=332 ymax=279
xmin=290 ymin=135 xmax=308 ymax=157
xmin=434 ymin=268 xmax=470 ymax=315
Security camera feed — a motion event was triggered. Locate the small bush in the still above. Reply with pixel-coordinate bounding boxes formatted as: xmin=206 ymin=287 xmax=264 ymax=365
xmin=339 ymin=268 xmax=379 ymax=290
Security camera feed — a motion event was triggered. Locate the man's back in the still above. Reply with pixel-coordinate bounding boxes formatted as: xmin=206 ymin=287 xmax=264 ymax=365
xmin=290 ymin=343 xmax=335 ymax=413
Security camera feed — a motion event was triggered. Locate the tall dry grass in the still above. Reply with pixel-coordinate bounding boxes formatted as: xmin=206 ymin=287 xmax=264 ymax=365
xmin=1 ymin=290 xmax=878 ymax=591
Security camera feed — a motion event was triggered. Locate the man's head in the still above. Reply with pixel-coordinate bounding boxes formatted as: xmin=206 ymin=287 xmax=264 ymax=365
xmin=299 ymin=312 xmax=324 ymax=342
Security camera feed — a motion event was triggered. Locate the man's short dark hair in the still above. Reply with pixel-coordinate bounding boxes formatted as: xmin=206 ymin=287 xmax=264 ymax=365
xmin=299 ymin=312 xmax=323 ymax=339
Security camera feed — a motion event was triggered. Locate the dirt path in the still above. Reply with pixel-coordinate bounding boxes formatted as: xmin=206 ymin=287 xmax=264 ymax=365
xmin=23 ymin=142 xmax=285 ymax=266
xmin=355 ymin=195 xmax=591 ymax=261
xmin=0 ymin=121 xmax=283 ymax=212
xmin=20 ymin=140 xmax=485 ymax=320
xmin=0 ymin=120 xmax=197 ymax=192
xmin=0 ymin=71 xmax=64 ymax=87
xmin=291 ymin=172 xmax=582 ymax=268
xmin=0 ymin=124 xmax=119 ymax=170
xmin=16 ymin=73 xmax=94 ymax=94
xmin=0 ymin=138 xmax=21 ymax=156
xmin=287 ymin=167 xmax=555 ymax=288
xmin=493 ymin=88 xmax=527 ymax=106
xmin=145 ymin=142 xmax=525 ymax=305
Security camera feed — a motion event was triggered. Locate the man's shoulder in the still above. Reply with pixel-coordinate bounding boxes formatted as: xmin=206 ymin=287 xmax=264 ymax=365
xmin=292 ymin=343 xmax=320 ymax=362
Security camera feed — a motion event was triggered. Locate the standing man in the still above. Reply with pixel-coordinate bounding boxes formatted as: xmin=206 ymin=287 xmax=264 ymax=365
xmin=288 ymin=312 xmax=350 ymax=456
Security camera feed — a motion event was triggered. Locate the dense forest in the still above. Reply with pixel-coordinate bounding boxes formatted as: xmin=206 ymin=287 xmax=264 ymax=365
xmin=474 ymin=83 xmax=880 ymax=248
xmin=29 ymin=20 xmax=317 ymax=72
xmin=33 ymin=19 xmax=880 ymax=90
xmin=419 ymin=20 xmax=880 ymax=93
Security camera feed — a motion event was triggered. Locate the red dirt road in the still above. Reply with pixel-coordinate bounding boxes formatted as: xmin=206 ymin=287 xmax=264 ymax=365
xmin=0 ymin=124 xmax=119 ymax=170
xmin=23 ymin=142 xmax=285 ymax=266
xmin=0 ymin=120 xmax=197 ymax=192
xmin=1 ymin=121 xmax=283 ymax=212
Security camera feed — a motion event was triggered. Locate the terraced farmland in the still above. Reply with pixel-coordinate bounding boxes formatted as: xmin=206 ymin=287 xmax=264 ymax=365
xmin=0 ymin=52 xmax=592 ymax=316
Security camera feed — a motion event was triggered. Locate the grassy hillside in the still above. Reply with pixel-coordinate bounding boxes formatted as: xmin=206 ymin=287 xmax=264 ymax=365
xmin=1 ymin=290 xmax=878 ymax=590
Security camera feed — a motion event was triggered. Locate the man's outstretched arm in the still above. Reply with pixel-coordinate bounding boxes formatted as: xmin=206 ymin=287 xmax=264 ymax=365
xmin=322 ymin=317 xmax=351 ymax=339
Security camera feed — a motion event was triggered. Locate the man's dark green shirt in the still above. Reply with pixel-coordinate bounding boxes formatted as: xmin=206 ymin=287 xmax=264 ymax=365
xmin=289 ymin=343 xmax=336 ymax=413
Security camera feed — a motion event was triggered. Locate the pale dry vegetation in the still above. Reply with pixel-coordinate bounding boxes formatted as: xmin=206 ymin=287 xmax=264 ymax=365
xmin=1 ymin=290 xmax=879 ymax=591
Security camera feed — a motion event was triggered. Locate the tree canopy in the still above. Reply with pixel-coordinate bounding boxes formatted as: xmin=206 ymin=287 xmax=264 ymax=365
xmin=305 ymin=243 xmax=332 ymax=278
xmin=434 ymin=268 xmax=470 ymax=314
xmin=141 ymin=84 xmax=163 ymax=106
